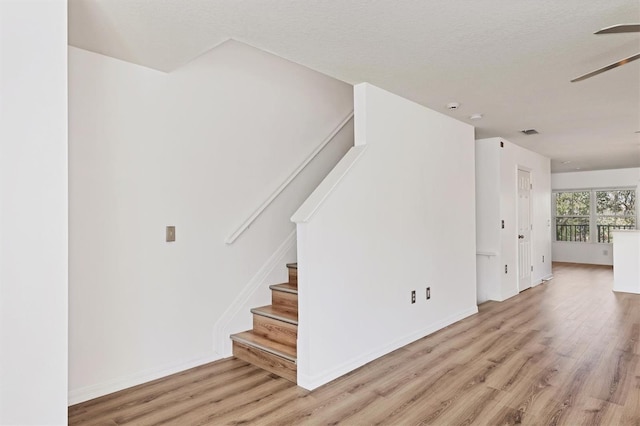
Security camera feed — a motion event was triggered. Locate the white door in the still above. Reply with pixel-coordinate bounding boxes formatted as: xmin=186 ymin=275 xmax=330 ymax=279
xmin=517 ymin=169 xmax=532 ymax=291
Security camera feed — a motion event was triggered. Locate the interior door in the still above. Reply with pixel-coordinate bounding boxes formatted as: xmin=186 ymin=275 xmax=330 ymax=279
xmin=517 ymin=169 xmax=532 ymax=291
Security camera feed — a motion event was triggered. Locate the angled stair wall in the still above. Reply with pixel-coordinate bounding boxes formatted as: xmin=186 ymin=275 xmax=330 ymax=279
xmin=292 ymin=83 xmax=478 ymax=390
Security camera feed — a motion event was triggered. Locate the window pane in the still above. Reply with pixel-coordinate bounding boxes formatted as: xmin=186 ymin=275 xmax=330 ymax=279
xmin=556 ymin=191 xmax=590 ymax=216
xmin=596 ymin=216 xmax=636 ymax=243
xmin=555 ymin=217 xmax=590 ymax=242
xmin=596 ymin=190 xmax=635 ymax=216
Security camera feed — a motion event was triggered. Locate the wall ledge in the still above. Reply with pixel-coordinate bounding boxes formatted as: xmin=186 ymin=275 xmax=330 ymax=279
xmin=291 ymin=146 xmax=366 ymax=224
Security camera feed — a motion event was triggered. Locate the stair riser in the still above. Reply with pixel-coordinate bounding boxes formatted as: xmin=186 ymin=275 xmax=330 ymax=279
xmin=233 ymin=341 xmax=296 ymax=383
xmin=288 ymin=268 xmax=297 ymax=285
xmin=272 ymin=290 xmax=298 ymax=314
xmin=253 ymin=315 xmax=297 ymax=347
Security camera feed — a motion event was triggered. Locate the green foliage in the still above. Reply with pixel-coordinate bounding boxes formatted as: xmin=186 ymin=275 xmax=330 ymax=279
xmin=555 ymin=189 xmax=636 ymax=243
xmin=596 ymin=190 xmax=635 ymax=216
xmin=556 ymin=190 xmax=635 ymax=217
xmin=555 ymin=191 xmax=589 ymax=216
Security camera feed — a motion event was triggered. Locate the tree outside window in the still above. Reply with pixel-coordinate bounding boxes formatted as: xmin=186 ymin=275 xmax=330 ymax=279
xmin=555 ymin=191 xmax=590 ymax=242
xmin=554 ymin=189 xmax=637 ymax=243
xmin=595 ymin=189 xmax=636 ymax=243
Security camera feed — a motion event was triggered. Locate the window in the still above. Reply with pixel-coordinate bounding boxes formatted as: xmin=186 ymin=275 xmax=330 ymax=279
xmin=555 ymin=191 xmax=590 ymax=242
xmin=554 ymin=188 xmax=636 ymax=243
xmin=596 ymin=189 xmax=636 ymax=243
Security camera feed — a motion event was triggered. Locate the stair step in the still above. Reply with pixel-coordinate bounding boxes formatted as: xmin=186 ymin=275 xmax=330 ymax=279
xmin=251 ymin=305 xmax=298 ymax=325
xmin=230 ymin=331 xmax=296 ymax=362
xmin=254 ymin=314 xmax=297 ymax=347
xmin=228 ymin=262 xmax=299 ymax=383
xmin=269 ymin=283 xmax=298 ymax=294
xmin=232 ymin=340 xmax=297 ymax=383
xmin=272 ymin=289 xmax=297 ymax=314
xmin=287 ymin=263 xmax=297 ymax=284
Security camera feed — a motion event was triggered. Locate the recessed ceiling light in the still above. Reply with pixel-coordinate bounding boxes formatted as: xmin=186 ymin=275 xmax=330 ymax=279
xmin=575 ymin=167 xmax=581 ymax=170
xmin=561 ymin=160 xmax=571 ymax=164
xmin=521 ymin=129 xmax=539 ymax=135
xmin=469 ymin=113 xmax=483 ymax=120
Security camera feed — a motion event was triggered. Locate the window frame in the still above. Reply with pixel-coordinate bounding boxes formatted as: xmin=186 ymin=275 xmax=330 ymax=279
xmin=553 ymin=190 xmax=591 ymax=243
xmin=553 ymin=187 xmax=638 ymax=244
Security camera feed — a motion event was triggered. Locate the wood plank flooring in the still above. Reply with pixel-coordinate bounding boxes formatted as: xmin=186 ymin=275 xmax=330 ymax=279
xmin=69 ymin=262 xmax=640 ymax=425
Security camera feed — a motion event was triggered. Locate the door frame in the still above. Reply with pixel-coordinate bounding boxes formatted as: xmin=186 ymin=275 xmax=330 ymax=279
xmin=516 ymin=166 xmax=533 ymax=292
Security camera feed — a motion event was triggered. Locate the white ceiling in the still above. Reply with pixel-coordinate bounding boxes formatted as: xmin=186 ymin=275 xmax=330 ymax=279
xmin=68 ymin=0 xmax=640 ymax=172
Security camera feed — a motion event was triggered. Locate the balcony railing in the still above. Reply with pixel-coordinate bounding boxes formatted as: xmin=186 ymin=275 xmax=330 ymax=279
xmin=597 ymin=224 xmax=635 ymax=243
xmin=555 ymin=224 xmax=635 ymax=243
xmin=556 ymin=224 xmax=589 ymax=242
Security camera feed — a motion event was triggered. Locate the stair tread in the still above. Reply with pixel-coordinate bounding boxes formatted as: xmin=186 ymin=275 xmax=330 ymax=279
xmin=270 ymin=283 xmax=298 ymax=294
xmin=251 ymin=305 xmax=298 ymax=325
xmin=231 ymin=330 xmax=296 ymax=362
xmin=286 ymin=263 xmax=297 ymax=269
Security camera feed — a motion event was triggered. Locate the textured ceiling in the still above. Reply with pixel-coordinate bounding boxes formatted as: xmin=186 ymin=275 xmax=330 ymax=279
xmin=69 ymin=0 xmax=640 ymax=173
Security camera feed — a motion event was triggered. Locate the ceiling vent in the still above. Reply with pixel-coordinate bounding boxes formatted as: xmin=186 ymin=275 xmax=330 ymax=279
xmin=521 ymin=129 xmax=539 ymax=135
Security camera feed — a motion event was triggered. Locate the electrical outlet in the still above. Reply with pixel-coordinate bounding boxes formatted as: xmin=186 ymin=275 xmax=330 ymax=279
xmin=426 ymin=287 xmax=431 ymax=300
xmin=542 ymin=255 xmax=545 ymax=263
xmin=411 ymin=290 xmax=416 ymax=304
xmin=505 ymin=264 xmax=508 ymax=274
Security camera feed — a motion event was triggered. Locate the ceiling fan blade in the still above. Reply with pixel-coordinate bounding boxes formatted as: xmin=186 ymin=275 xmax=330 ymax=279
xmin=595 ymin=24 xmax=640 ymax=34
xmin=571 ymin=53 xmax=640 ymax=82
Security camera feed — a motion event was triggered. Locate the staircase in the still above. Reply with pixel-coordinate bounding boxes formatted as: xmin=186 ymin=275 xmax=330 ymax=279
xmin=230 ymin=263 xmax=298 ymax=383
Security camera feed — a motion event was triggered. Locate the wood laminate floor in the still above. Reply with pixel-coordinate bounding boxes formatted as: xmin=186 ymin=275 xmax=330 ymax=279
xmin=69 ymin=263 xmax=640 ymax=425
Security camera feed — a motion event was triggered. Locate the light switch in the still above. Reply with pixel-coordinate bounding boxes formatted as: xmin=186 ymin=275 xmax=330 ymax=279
xmin=166 ymin=226 xmax=176 ymax=242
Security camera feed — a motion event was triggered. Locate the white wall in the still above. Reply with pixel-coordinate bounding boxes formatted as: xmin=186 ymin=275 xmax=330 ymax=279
xmin=552 ymin=168 xmax=640 ymax=190
xmin=551 ymin=168 xmax=640 ymax=265
xmin=0 ymin=1 xmax=68 ymax=424
xmin=475 ymin=141 xmax=501 ymax=302
xmin=476 ymin=138 xmax=552 ymax=303
xmin=292 ymin=83 xmax=477 ymax=390
xmin=612 ymin=231 xmax=640 ymax=293
xmin=69 ymin=41 xmax=353 ymax=403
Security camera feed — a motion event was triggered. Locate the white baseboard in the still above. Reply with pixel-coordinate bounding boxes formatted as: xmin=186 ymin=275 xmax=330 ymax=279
xmin=297 ymin=305 xmax=479 ymax=390
xmin=212 ymin=230 xmax=297 ymax=357
xmin=68 ymin=353 xmax=222 ymax=406
xmin=498 ymin=288 xmax=520 ymax=301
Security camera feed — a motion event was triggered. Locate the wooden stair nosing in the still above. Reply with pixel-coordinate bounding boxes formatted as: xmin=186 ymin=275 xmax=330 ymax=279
xmin=251 ymin=305 xmax=298 ymax=325
xmin=286 ymin=263 xmax=297 ymax=269
xmin=269 ymin=283 xmax=298 ymax=294
xmin=230 ymin=331 xmax=296 ymax=363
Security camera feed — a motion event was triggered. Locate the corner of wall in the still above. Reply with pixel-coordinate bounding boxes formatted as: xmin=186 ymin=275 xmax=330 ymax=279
xmin=353 ymin=83 xmax=368 ymax=147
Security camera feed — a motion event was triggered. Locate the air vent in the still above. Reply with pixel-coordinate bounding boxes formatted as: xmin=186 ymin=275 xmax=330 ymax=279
xmin=521 ymin=129 xmax=539 ymax=135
